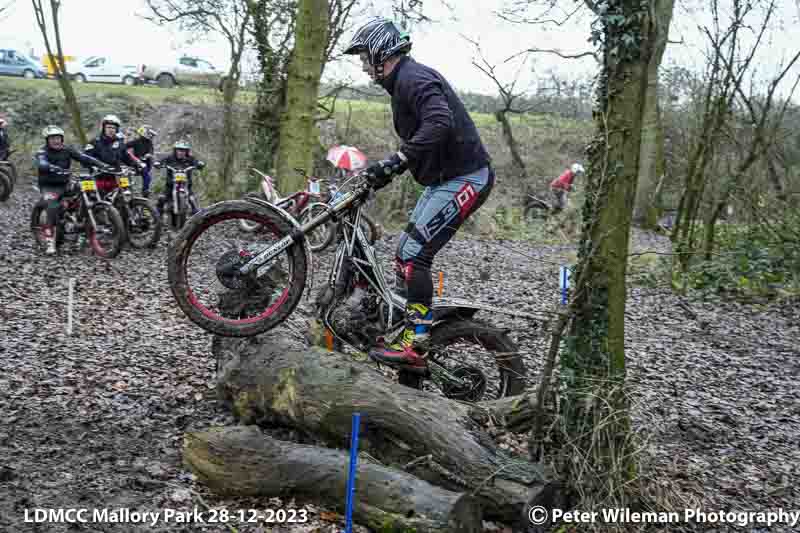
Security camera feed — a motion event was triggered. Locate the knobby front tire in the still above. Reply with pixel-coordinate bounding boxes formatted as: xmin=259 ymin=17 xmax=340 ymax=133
xmin=167 ymin=200 xmax=308 ymax=337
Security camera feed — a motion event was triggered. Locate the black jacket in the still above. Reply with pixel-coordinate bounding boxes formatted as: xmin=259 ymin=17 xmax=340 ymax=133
xmin=0 ymin=127 xmax=9 ymax=160
xmin=125 ymin=137 xmax=154 ymax=165
xmin=379 ymin=56 xmax=490 ymax=185
xmin=83 ymin=134 xmax=137 ymax=170
xmin=158 ymin=154 xmax=204 ymax=186
xmin=35 ymin=145 xmax=105 ymax=187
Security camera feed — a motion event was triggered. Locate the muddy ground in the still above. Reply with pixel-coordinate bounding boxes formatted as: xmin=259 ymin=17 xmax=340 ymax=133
xmin=1 ymin=184 xmax=798 ymax=533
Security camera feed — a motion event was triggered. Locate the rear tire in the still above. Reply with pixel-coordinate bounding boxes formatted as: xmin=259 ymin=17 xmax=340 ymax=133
xmin=73 ymin=73 xmax=86 ymax=83
xmin=0 ymin=171 xmax=10 ymax=202
xmin=0 ymin=162 xmax=17 ymax=184
xmin=113 ymin=198 xmax=131 ymax=244
xmin=167 ymin=200 xmax=308 ymax=337
xmin=127 ymin=197 xmax=162 ymax=248
xmin=30 ymin=201 xmax=48 ymax=246
xmin=157 ymin=73 xmax=175 ymax=88
xmin=523 ymin=204 xmax=548 ymax=224
xmin=427 ymin=319 xmax=526 ymax=400
xmin=238 ymin=193 xmax=264 ymax=232
xmin=86 ymin=203 xmax=125 ymax=258
xmin=298 ymin=203 xmax=336 ymax=252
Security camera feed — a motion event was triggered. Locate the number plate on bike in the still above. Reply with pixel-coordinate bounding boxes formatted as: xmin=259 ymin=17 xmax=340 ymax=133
xmin=175 ymin=173 xmax=187 ymax=182
xmin=119 ymin=177 xmax=129 ymax=187
xmin=81 ymin=180 xmax=96 ymax=192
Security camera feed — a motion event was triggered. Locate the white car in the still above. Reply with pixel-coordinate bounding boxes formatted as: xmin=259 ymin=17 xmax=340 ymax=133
xmin=70 ymin=56 xmax=141 ymax=85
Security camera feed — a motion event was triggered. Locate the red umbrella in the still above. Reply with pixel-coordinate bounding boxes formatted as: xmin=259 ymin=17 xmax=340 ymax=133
xmin=326 ymin=145 xmax=368 ymax=171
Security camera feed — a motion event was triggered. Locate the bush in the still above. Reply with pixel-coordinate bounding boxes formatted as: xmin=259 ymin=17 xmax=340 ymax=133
xmin=683 ymin=223 xmax=800 ymax=299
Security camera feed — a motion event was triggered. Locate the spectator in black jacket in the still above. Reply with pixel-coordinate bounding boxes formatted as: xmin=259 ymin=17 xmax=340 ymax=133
xmin=35 ymin=125 xmax=107 ymax=255
xmin=343 ymin=18 xmax=495 ymax=369
xmin=126 ymin=125 xmax=157 ymax=197
xmin=83 ymin=114 xmax=143 ymax=195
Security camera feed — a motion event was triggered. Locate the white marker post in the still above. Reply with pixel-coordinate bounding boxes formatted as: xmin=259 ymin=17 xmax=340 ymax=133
xmin=559 ymin=266 xmax=570 ymax=305
xmin=67 ymin=278 xmax=75 ymax=336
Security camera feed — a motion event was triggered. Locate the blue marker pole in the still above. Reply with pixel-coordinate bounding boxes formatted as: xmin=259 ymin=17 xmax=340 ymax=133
xmin=560 ymin=266 xmax=570 ymax=305
xmin=343 ymin=412 xmax=361 ymax=533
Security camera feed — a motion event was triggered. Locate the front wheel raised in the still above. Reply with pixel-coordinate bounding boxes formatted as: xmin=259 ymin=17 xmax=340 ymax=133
xmin=167 ymin=200 xmax=308 ymax=337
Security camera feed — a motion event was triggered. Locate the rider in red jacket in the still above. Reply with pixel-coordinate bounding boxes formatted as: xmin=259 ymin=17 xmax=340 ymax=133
xmin=550 ymin=163 xmax=584 ymax=211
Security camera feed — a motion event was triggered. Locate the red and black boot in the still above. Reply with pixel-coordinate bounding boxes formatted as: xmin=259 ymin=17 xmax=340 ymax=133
xmin=369 ymin=303 xmax=432 ymax=373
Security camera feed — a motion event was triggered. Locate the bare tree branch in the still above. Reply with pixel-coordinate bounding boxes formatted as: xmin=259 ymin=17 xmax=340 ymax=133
xmin=505 ymin=47 xmax=598 ymax=64
xmin=0 ymin=0 xmax=15 ymax=20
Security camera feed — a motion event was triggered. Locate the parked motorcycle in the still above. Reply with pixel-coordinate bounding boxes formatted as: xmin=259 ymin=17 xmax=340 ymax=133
xmin=240 ymin=167 xmax=378 ymax=252
xmin=297 ymin=170 xmax=380 ymax=253
xmin=100 ymin=167 xmax=162 ymax=248
xmin=162 ymin=164 xmax=200 ymax=230
xmin=30 ymin=171 xmax=126 ymax=258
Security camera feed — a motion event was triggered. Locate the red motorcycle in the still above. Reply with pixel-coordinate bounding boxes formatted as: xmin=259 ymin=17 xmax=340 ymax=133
xmin=240 ymin=167 xmax=379 ymax=252
xmin=238 ymin=167 xmax=336 ymax=250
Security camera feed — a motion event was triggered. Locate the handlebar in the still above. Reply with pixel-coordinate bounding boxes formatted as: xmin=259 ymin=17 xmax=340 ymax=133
xmin=165 ymin=165 xmax=198 ymax=173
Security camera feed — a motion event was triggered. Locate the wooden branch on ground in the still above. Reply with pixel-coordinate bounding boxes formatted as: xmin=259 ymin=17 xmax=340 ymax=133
xmin=209 ymin=333 xmax=555 ymax=525
xmin=184 ymin=425 xmax=483 ymax=533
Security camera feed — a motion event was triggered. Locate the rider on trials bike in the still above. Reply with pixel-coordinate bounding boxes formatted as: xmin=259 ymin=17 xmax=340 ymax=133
xmin=83 ymin=115 xmax=144 ymax=194
xmin=156 ymin=140 xmax=205 ymax=216
xmin=343 ymin=18 xmax=495 ymax=370
xmin=35 ymin=125 xmax=108 ymax=255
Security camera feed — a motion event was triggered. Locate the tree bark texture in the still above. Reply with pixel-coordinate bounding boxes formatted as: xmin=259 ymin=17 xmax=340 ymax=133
xmin=210 ymin=333 xmax=551 ymax=525
xmin=632 ymin=0 xmax=675 ymax=228
xmin=184 ymin=425 xmax=484 ymax=532
xmin=274 ymin=0 xmax=328 ymax=193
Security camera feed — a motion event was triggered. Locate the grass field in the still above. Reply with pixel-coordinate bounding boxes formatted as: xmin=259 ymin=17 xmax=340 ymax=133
xmin=1 ymin=74 xmax=592 ymax=238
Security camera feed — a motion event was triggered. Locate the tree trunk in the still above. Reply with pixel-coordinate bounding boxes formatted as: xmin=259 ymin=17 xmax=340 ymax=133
xmin=211 ymin=333 xmax=552 ymax=525
xmin=632 ymin=0 xmax=674 ymax=229
xmin=274 ymin=0 xmax=329 ymax=193
xmin=32 ymin=0 xmax=87 ymax=145
xmin=703 ymin=201 xmax=726 ymax=260
xmin=219 ymin=67 xmax=241 ymax=199
xmin=248 ymin=0 xmax=286 ymax=176
xmin=766 ymin=153 xmax=787 ymax=202
xmin=184 ymin=426 xmax=484 ymax=533
xmin=556 ymin=0 xmax=656 ymax=503
xmin=495 ymin=109 xmax=527 ymax=180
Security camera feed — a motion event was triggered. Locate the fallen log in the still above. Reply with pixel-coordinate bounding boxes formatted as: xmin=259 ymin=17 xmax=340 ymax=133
xmin=210 ymin=333 xmax=553 ymax=525
xmin=184 ymin=426 xmax=483 ymax=533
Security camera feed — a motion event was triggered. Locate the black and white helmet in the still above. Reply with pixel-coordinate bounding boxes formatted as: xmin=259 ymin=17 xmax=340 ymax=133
xmin=343 ymin=17 xmax=411 ymax=68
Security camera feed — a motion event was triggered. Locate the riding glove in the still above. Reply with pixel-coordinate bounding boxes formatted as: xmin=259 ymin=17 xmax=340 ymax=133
xmin=365 ymin=152 xmax=408 ymax=190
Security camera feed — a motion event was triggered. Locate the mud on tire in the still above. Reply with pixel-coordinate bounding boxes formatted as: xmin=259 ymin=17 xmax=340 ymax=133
xmin=167 ymin=200 xmax=308 ymax=337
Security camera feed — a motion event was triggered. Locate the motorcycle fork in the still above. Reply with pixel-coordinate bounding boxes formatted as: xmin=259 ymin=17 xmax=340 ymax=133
xmin=81 ymin=192 xmax=99 ymax=231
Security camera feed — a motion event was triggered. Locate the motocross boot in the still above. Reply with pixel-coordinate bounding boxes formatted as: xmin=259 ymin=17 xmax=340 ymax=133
xmin=369 ymin=302 xmax=432 ymax=372
xmin=42 ymin=225 xmax=56 ymax=255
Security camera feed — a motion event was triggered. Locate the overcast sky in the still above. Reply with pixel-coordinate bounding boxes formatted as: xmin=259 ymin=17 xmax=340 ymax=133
xmin=1 ymin=0 xmax=798 ymax=97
